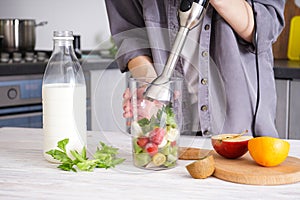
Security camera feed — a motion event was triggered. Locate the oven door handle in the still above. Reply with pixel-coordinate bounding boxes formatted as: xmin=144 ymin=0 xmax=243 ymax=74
xmin=0 ymin=111 xmax=42 ymax=120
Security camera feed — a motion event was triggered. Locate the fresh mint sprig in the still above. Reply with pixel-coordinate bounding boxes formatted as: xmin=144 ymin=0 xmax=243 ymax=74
xmin=137 ymin=103 xmax=177 ymax=131
xmin=46 ymin=138 xmax=125 ymax=172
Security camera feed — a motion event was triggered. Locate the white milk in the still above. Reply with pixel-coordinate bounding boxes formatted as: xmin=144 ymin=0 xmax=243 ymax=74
xmin=42 ymin=83 xmax=87 ymax=163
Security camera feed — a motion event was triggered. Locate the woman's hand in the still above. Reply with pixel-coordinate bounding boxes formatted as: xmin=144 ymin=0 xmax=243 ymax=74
xmin=123 ymin=88 xmax=133 ymax=118
xmin=122 ymin=87 xmax=162 ymax=120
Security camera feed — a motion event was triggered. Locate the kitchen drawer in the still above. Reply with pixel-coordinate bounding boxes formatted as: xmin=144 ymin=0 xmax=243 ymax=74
xmin=275 ymin=79 xmax=290 ymax=139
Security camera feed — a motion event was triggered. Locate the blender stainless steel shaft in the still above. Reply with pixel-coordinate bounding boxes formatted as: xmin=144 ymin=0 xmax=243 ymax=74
xmin=143 ymin=0 xmax=210 ymax=102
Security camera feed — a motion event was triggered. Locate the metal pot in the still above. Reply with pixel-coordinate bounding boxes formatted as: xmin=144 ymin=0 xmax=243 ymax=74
xmin=0 ymin=19 xmax=47 ymax=52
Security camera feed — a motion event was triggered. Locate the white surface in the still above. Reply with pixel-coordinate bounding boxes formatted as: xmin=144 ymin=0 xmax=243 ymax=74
xmin=90 ymin=69 xmax=127 ymax=133
xmin=0 ymin=127 xmax=300 ymax=200
xmin=0 ymin=0 xmax=111 ymax=50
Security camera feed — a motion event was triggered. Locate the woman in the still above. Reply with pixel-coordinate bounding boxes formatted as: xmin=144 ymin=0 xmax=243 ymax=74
xmin=105 ymin=0 xmax=285 ymax=137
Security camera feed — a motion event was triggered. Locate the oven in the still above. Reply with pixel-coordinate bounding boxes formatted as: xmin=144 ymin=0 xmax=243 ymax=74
xmin=0 ymin=50 xmax=91 ymax=129
xmin=0 ymin=74 xmax=43 ymax=128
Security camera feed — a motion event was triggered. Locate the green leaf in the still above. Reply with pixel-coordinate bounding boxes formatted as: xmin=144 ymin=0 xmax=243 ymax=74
xmin=138 ymin=116 xmax=161 ymax=133
xmin=70 ymin=150 xmax=86 ymax=163
xmin=46 ymin=149 xmax=72 ymax=163
xmin=57 ymin=138 xmax=69 ymax=152
xmin=98 ymin=142 xmax=119 ymax=155
xmin=82 ymin=146 xmax=87 ymax=160
xmin=165 ymin=104 xmax=177 ymax=128
xmin=76 ymin=160 xmax=97 ymax=172
xmin=58 ymin=162 xmax=76 ymax=172
xmin=93 ymin=142 xmax=125 ymax=169
xmin=46 ymin=138 xmax=125 ymax=172
xmin=138 ymin=118 xmax=150 ymax=127
xmin=111 ymin=158 xmax=126 ymax=167
xmin=165 ymin=104 xmax=174 ymax=116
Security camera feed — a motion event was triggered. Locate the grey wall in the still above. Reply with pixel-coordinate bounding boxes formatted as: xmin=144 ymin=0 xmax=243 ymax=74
xmin=0 ymin=0 xmax=111 ymax=50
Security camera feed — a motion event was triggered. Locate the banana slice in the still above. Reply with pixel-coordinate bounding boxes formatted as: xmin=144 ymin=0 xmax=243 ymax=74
xmin=167 ymin=128 xmax=179 ymax=142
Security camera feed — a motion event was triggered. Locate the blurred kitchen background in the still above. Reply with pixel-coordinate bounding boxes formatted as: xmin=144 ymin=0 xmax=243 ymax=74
xmin=0 ymin=0 xmax=127 ymax=134
xmin=0 ymin=0 xmax=111 ymax=50
xmin=0 ymin=0 xmax=299 ymax=139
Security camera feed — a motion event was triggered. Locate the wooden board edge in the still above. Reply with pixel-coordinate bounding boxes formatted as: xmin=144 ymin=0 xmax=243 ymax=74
xmin=213 ymin=165 xmax=300 ymax=186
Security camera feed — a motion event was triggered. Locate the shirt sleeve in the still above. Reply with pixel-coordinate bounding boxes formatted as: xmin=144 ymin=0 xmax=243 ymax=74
xmin=241 ymin=0 xmax=285 ymax=53
xmin=105 ymin=0 xmax=152 ymax=72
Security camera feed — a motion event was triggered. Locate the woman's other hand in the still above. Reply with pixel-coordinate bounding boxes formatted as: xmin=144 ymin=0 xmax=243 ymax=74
xmin=123 ymin=87 xmax=162 ymax=120
xmin=123 ymin=55 xmax=158 ymax=121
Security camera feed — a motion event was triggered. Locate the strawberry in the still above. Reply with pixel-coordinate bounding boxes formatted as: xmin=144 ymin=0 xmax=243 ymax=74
xmin=150 ymin=127 xmax=166 ymax=145
xmin=145 ymin=142 xmax=158 ymax=156
xmin=171 ymin=141 xmax=177 ymax=147
xmin=137 ymin=136 xmax=149 ymax=148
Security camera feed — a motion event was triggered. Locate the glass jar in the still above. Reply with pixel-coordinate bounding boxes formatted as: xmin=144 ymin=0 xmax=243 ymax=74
xmin=129 ymin=77 xmax=182 ymax=170
xmin=42 ymin=31 xmax=87 ymax=162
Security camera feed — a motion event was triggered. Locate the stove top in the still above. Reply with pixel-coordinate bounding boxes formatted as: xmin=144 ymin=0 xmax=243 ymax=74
xmin=0 ymin=50 xmax=51 ymax=64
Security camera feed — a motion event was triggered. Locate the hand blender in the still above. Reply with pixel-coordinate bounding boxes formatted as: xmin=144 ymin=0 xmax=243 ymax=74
xmin=143 ymin=0 xmax=210 ymax=102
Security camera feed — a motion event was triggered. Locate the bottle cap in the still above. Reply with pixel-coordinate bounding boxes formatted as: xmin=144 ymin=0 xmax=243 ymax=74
xmin=53 ymin=31 xmax=74 ymax=40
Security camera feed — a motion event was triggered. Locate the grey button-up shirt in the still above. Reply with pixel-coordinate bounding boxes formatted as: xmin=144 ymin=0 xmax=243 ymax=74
xmin=105 ymin=0 xmax=285 ymax=137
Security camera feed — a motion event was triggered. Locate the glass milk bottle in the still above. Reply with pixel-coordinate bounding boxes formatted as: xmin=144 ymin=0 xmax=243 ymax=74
xmin=42 ymin=31 xmax=87 ymax=162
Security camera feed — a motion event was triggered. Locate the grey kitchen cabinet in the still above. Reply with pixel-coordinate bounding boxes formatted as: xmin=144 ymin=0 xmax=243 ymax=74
xmin=275 ymin=79 xmax=290 ymax=139
xmin=90 ymin=69 xmax=127 ymax=133
xmin=289 ymin=80 xmax=300 ymax=139
xmin=275 ymin=79 xmax=300 ymax=139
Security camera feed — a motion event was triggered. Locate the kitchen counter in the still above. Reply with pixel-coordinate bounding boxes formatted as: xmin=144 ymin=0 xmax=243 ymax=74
xmin=274 ymin=59 xmax=300 ymax=79
xmin=1 ymin=58 xmax=300 ymax=80
xmin=0 ymin=127 xmax=299 ymax=199
xmin=0 ymin=56 xmax=118 ymax=76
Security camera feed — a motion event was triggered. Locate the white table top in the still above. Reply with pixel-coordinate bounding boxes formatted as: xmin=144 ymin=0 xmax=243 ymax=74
xmin=0 ymin=127 xmax=299 ymax=200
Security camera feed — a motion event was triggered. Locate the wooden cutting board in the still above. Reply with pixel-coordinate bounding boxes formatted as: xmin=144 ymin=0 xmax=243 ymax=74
xmin=212 ymin=151 xmax=300 ymax=185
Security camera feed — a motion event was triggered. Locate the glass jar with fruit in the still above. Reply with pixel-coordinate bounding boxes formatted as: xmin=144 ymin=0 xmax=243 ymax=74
xmin=129 ymin=77 xmax=182 ymax=170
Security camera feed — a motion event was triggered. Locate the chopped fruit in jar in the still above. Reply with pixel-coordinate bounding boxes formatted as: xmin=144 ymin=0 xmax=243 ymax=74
xmin=133 ymin=138 xmax=143 ymax=153
xmin=170 ymin=145 xmax=178 ymax=157
xmin=152 ymin=153 xmax=167 ymax=166
xmin=167 ymin=154 xmax=177 ymax=163
xmin=161 ymin=141 xmax=171 ymax=155
xmin=167 ymin=128 xmax=179 ymax=142
xmin=158 ymin=137 xmax=167 ymax=148
xmin=149 ymin=127 xmax=166 ymax=145
xmin=171 ymin=141 xmax=177 ymax=147
xmin=163 ymin=154 xmax=177 ymax=167
xmin=145 ymin=142 xmax=158 ymax=156
xmin=137 ymin=137 xmax=149 ymax=148
xmin=132 ymin=104 xmax=180 ymax=169
xmin=134 ymin=153 xmax=151 ymax=167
